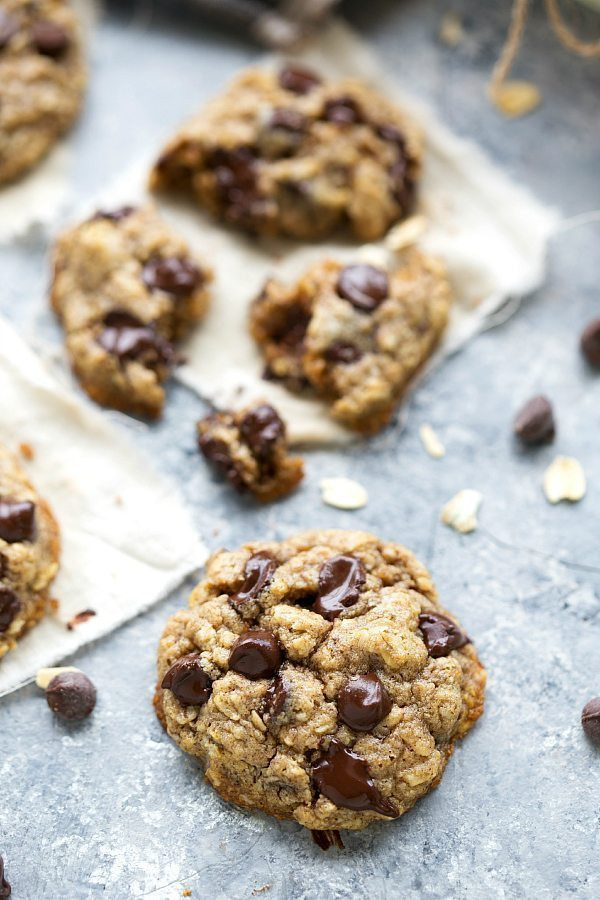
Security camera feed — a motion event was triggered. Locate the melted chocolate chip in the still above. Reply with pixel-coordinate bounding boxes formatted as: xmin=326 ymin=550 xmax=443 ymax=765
xmin=0 ymin=855 xmax=10 ymax=899
xmin=262 ymin=673 xmax=289 ymax=720
xmin=323 ymin=96 xmax=363 ymax=125
xmin=336 ymin=265 xmax=389 ymax=312
xmin=161 ymin=653 xmax=212 ymax=706
xmin=377 ymin=123 xmax=407 ymax=148
xmin=0 ymin=552 xmax=7 ymax=579
xmin=581 ymin=697 xmax=600 ymax=747
xmin=142 ymin=256 xmax=202 ymax=298
xmin=325 ymin=341 xmax=363 ymax=365
xmin=31 ymin=20 xmax=70 ymax=57
xmin=0 ymin=499 xmax=35 ymax=543
xmin=0 ymin=588 xmax=20 ymax=633
xmin=198 ymin=434 xmax=246 ymax=492
xmin=91 ymin=206 xmax=136 ymax=223
xmin=580 ymin=318 xmax=600 ymax=366
xmin=311 ymin=829 xmax=344 ymax=851
xmin=268 ymin=108 xmax=307 ymax=133
xmin=97 ymin=310 xmax=174 ymax=366
xmin=278 ymin=64 xmax=322 ymax=95
xmin=239 ymin=405 xmax=284 ymax=461
xmin=337 ymin=672 xmax=392 ymax=732
xmin=229 ymin=629 xmax=283 ymax=680
xmin=210 ymin=147 xmax=261 ymax=225
xmin=390 ymin=161 xmax=415 ymax=212
xmin=270 ymin=305 xmax=311 ymax=351
xmin=312 ymin=739 xmax=398 ymax=817
xmin=313 ymin=555 xmax=366 ymax=621
xmin=418 ymin=612 xmax=469 ymax=658
xmin=46 ymin=671 xmax=96 ymax=721
xmin=0 ymin=12 xmax=19 ymax=50
xmin=513 ymin=395 xmax=555 ymax=445
xmin=230 ymin=551 xmax=277 ymax=609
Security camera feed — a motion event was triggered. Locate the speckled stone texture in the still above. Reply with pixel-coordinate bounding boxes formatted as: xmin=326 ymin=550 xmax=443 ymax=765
xmin=0 ymin=0 xmax=599 ymax=897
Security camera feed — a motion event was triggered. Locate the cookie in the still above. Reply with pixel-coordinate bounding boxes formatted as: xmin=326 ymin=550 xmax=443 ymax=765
xmin=0 ymin=445 xmax=60 ymax=659
xmin=198 ymin=403 xmax=304 ymax=502
xmin=150 ymin=64 xmax=422 ymax=242
xmin=251 ymin=250 xmax=451 ymax=434
xmin=0 ymin=0 xmax=85 ymax=185
xmin=51 ymin=205 xmax=212 ymax=419
xmin=155 ymin=529 xmax=485 ymax=839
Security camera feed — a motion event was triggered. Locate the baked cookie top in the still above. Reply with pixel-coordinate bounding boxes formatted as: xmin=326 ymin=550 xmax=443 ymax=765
xmin=156 ymin=529 xmax=485 ymax=837
xmin=0 ymin=444 xmax=60 ymax=659
xmin=0 ymin=0 xmax=85 ymax=184
xmin=251 ymin=250 xmax=452 ymax=434
xmin=51 ymin=205 xmax=212 ymax=419
xmin=150 ymin=64 xmax=422 ymax=242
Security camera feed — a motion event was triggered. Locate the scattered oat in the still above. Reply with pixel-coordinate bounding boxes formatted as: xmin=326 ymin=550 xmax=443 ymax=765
xmin=252 ymin=887 xmax=272 ymax=896
xmin=491 ymin=81 xmax=541 ymax=118
xmin=439 ymin=11 xmax=464 ymax=47
xmin=386 ymin=214 xmax=428 ymax=252
xmin=419 ymin=424 xmax=445 ymax=459
xmin=441 ymin=489 xmax=482 ymax=533
xmin=320 ymin=477 xmax=368 ymax=510
xmin=19 ymin=442 xmax=34 ymax=460
xmin=543 ymin=456 xmax=586 ymax=504
xmin=36 ymin=666 xmax=81 ymax=690
xmin=66 ymin=608 xmax=97 ymax=630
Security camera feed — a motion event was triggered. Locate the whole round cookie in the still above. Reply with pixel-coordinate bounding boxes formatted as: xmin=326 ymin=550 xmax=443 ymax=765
xmin=156 ymin=530 xmax=485 ymax=838
xmin=0 ymin=0 xmax=85 ymax=185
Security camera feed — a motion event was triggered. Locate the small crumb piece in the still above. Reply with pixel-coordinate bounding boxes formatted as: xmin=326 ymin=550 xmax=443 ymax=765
xmin=182 ymin=891 xmax=192 ymax=898
xmin=66 ymin=609 xmax=97 ymax=630
xmin=439 ymin=11 xmax=464 ymax=47
xmin=441 ymin=489 xmax=482 ymax=534
xmin=543 ymin=456 xmax=586 ymax=504
xmin=36 ymin=666 xmax=81 ymax=690
xmin=385 ymin=214 xmax=428 ymax=252
xmin=19 ymin=442 xmax=34 ymax=460
xmin=491 ymin=81 xmax=541 ymax=118
xmin=251 ymin=886 xmax=272 ymax=896
xmin=320 ymin=477 xmax=368 ymax=510
xmin=419 ymin=424 xmax=445 ymax=459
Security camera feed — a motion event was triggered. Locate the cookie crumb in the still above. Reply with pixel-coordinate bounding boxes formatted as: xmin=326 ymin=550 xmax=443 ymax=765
xmin=320 ymin=477 xmax=368 ymax=510
xmin=419 ymin=424 xmax=445 ymax=459
xmin=438 ymin=11 xmax=464 ymax=47
xmin=543 ymin=456 xmax=586 ymax=504
xmin=182 ymin=890 xmax=192 ymax=898
xmin=36 ymin=666 xmax=81 ymax=690
xmin=66 ymin=609 xmax=97 ymax=630
xmin=441 ymin=489 xmax=482 ymax=533
xmin=491 ymin=81 xmax=541 ymax=118
xmin=19 ymin=442 xmax=34 ymax=460
xmin=252 ymin=885 xmax=272 ymax=895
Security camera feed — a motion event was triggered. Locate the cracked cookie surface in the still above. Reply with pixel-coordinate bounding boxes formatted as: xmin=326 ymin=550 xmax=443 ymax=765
xmin=150 ymin=64 xmax=422 ymax=242
xmin=51 ymin=205 xmax=212 ymax=418
xmin=0 ymin=0 xmax=85 ymax=184
xmin=156 ymin=529 xmax=485 ymax=836
xmin=0 ymin=445 xmax=60 ymax=659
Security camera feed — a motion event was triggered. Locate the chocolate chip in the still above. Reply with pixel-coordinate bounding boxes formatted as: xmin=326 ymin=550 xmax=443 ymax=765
xmin=230 ymin=551 xmax=277 ymax=608
xmin=270 ymin=305 xmax=311 ymax=351
xmin=311 ymin=829 xmax=344 ymax=851
xmin=0 ymin=499 xmax=35 ymax=543
xmin=0 ymin=552 xmax=7 ymax=579
xmin=313 ymin=555 xmax=366 ymax=621
xmin=337 ymin=672 xmax=392 ymax=732
xmin=323 ymin=96 xmax=363 ymax=125
xmin=210 ymin=147 xmax=262 ymax=225
xmin=98 ymin=310 xmax=174 ymax=366
xmin=580 ymin=318 xmax=600 ymax=366
xmin=31 ymin=20 xmax=70 ymax=57
xmin=0 ymin=855 xmax=10 ymax=899
xmin=239 ymin=405 xmax=284 ymax=461
xmin=377 ymin=123 xmax=407 ymax=148
xmin=336 ymin=265 xmax=389 ymax=312
xmin=581 ymin=697 xmax=600 ymax=747
xmin=0 ymin=12 xmax=19 ymax=50
xmin=46 ymin=671 xmax=96 ymax=721
xmin=262 ymin=672 xmax=289 ymax=720
xmin=229 ymin=629 xmax=283 ymax=680
xmin=312 ymin=739 xmax=398 ymax=817
xmin=91 ymin=206 xmax=136 ymax=223
xmin=0 ymin=588 xmax=20 ymax=633
xmin=513 ymin=395 xmax=555 ymax=445
xmin=391 ymin=165 xmax=416 ymax=213
xmin=198 ymin=434 xmax=246 ymax=492
xmin=268 ymin=108 xmax=307 ymax=133
xmin=418 ymin=612 xmax=469 ymax=658
xmin=161 ymin=653 xmax=212 ymax=706
xmin=142 ymin=256 xmax=202 ymax=298
xmin=278 ymin=64 xmax=322 ymax=95
xmin=66 ymin=609 xmax=96 ymax=631
xmin=324 ymin=341 xmax=363 ymax=365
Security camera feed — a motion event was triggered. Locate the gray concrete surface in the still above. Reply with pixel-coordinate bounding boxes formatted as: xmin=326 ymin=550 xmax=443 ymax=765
xmin=1 ymin=1 xmax=599 ymax=897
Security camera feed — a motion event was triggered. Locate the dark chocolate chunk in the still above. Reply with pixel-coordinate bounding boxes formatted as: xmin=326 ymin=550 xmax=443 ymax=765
xmin=337 ymin=672 xmax=392 ymax=732
xmin=239 ymin=405 xmax=284 ymax=461
xmin=323 ymin=96 xmax=363 ymax=125
xmin=418 ymin=611 xmax=469 ymax=658
xmin=377 ymin=123 xmax=407 ymax=149
xmin=142 ymin=256 xmax=202 ymax=298
xmin=210 ymin=147 xmax=261 ymax=225
xmin=278 ymin=64 xmax=322 ymax=95
xmin=91 ymin=206 xmax=136 ymax=223
xmin=161 ymin=653 xmax=212 ymax=706
xmin=311 ymin=829 xmax=344 ymax=851
xmin=0 ymin=588 xmax=20 ymax=634
xmin=31 ymin=19 xmax=70 ymax=57
xmin=336 ymin=265 xmax=389 ymax=312
xmin=0 ymin=855 xmax=10 ymax=899
xmin=580 ymin=318 xmax=600 ymax=367
xmin=0 ymin=12 xmax=19 ymax=50
xmin=581 ymin=697 xmax=600 ymax=747
xmin=0 ymin=552 xmax=7 ymax=579
xmin=46 ymin=671 xmax=97 ymax=721
xmin=270 ymin=304 xmax=311 ymax=351
xmin=198 ymin=434 xmax=246 ymax=492
xmin=97 ymin=310 xmax=174 ymax=366
xmin=313 ymin=555 xmax=366 ymax=621
xmin=229 ymin=629 xmax=283 ymax=680
xmin=513 ymin=395 xmax=555 ymax=445
xmin=261 ymin=673 xmax=289 ymax=721
xmin=312 ymin=739 xmax=398 ymax=817
xmin=268 ymin=108 xmax=308 ymax=134
xmin=0 ymin=499 xmax=35 ymax=543
xmin=324 ymin=341 xmax=363 ymax=365
xmin=230 ymin=551 xmax=277 ymax=607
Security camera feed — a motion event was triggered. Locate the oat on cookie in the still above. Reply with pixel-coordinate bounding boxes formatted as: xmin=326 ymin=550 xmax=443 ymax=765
xmin=51 ymin=205 xmax=213 ymax=419
xmin=0 ymin=0 xmax=85 ymax=185
xmin=198 ymin=403 xmax=304 ymax=502
xmin=0 ymin=444 xmax=60 ymax=659
xmin=155 ymin=529 xmax=485 ymax=840
xmin=150 ymin=64 xmax=422 ymax=242
xmin=251 ymin=250 xmax=452 ymax=434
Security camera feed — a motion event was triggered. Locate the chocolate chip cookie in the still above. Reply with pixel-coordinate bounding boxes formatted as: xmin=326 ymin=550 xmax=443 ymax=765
xmin=251 ymin=250 xmax=452 ymax=434
xmin=0 ymin=0 xmax=85 ymax=185
xmin=150 ymin=64 xmax=422 ymax=242
xmin=0 ymin=444 xmax=60 ymax=659
xmin=155 ymin=529 xmax=485 ymax=840
xmin=51 ymin=205 xmax=212 ymax=419
xmin=198 ymin=403 xmax=304 ymax=502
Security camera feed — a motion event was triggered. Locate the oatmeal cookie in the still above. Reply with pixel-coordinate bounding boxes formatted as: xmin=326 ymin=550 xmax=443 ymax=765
xmin=51 ymin=205 xmax=212 ymax=419
xmin=198 ymin=403 xmax=304 ymax=502
xmin=251 ymin=250 xmax=451 ymax=434
xmin=0 ymin=0 xmax=85 ymax=185
xmin=155 ymin=529 xmax=485 ymax=840
xmin=0 ymin=444 xmax=60 ymax=659
xmin=150 ymin=64 xmax=422 ymax=242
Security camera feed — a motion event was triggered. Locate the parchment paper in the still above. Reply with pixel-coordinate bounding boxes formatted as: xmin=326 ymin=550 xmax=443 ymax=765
xmin=0 ymin=314 xmax=207 ymax=695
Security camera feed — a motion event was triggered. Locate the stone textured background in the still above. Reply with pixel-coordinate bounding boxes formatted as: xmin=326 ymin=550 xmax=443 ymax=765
xmin=1 ymin=0 xmax=599 ymax=897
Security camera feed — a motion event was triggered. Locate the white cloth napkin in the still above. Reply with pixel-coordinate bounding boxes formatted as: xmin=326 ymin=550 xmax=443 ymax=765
xmin=0 ymin=315 xmax=207 ymax=695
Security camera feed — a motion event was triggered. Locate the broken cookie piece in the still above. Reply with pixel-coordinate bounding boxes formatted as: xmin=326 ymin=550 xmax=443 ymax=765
xmin=50 ymin=205 xmax=212 ymax=418
xmin=197 ymin=403 xmax=304 ymax=502
xmin=150 ymin=64 xmax=422 ymax=242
